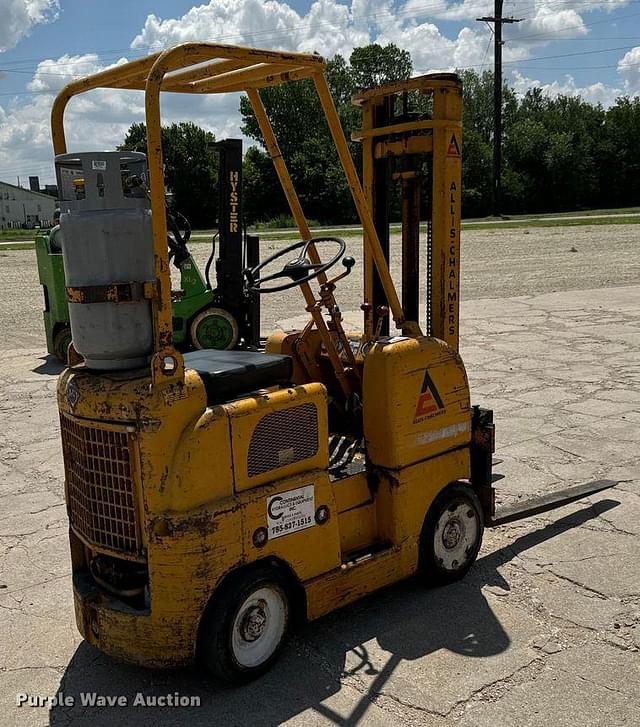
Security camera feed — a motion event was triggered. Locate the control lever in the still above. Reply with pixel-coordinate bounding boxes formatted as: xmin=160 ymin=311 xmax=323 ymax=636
xmin=355 ymin=303 xmax=388 ymax=359
xmin=361 ymin=301 xmax=373 ymax=338
xmin=319 ymin=256 xmax=355 ymax=311
xmin=323 ymin=256 xmax=355 ymax=290
xmin=373 ymin=305 xmax=389 ymax=340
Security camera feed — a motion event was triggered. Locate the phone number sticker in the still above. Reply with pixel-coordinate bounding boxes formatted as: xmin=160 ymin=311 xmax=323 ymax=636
xmin=267 ymin=485 xmax=315 ymax=539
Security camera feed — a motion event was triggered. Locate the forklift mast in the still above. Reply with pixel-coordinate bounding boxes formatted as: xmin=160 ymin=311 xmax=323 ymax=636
xmin=353 ymin=74 xmax=463 ymax=350
xmin=214 ymin=139 xmax=260 ymax=348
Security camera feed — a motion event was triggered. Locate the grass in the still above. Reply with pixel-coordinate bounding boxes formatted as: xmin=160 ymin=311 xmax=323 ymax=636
xmin=0 ymin=227 xmax=41 ymax=239
xmin=253 ymin=214 xmax=322 ymax=230
xmin=462 ymin=215 xmax=640 ymax=231
xmin=495 ymin=206 xmax=640 ymax=221
xmin=2 ymin=207 xmax=639 ymax=249
xmin=0 ymin=242 xmax=38 ymax=251
xmin=242 ymin=213 xmax=640 ymax=239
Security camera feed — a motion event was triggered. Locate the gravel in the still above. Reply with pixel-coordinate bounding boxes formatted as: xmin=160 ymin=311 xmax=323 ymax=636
xmin=2 ymin=222 xmax=638 ymax=350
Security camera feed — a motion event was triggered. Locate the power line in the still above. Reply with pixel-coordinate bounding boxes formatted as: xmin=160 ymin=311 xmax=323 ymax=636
xmin=2 ymin=42 xmax=636 ymax=81
xmin=414 ymin=42 xmax=639 ymax=75
xmin=5 ymin=51 xmax=638 ymax=99
xmin=503 ymin=43 xmax=637 ymax=64
xmin=522 ymin=36 xmax=640 ymax=41
xmin=480 ymin=30 xmax=494 ymax=71
xmin=0 ymin=0 xmax=636 ymax=74
xmin=512 ymin=8 xmax=640 ymax=41
xmin=0 ymin=4 xmax=636 ymax=102
xmin=2 ymin=41 xmax=637 ymax=96
xmin=0 ymin=0 xmax=483 ymax=73
xmin=505 ymin=58 xmax=640 ymax=70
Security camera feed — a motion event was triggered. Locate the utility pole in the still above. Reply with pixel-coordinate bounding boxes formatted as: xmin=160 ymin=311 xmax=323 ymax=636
xmin=477 ymin=1 xmax=521 ymax=216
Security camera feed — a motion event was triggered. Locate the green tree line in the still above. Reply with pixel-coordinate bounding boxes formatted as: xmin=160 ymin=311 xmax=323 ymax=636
xmin=118 ymin=121 xmax=217 ymax=228
xmin=120 ymin=43 xmax=640 ymax=227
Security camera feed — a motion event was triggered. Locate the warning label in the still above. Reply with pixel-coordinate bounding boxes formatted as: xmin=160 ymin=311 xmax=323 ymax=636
xmin=447 ymin=133 xmax=461 ymax=157
xmin=267 ymin=485 xmax=315 ymax=539
xmin=414 ymin=370 xmax=445 ymax=423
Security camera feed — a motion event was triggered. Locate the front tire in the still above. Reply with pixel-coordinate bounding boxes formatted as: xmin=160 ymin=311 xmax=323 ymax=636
xmin=419 ymin=483 xmax=484 ymax=586
xmin=190 ymin=307 xmax=239 ymax=350
xmin=199 ymin=564 xmax=290 ymax=683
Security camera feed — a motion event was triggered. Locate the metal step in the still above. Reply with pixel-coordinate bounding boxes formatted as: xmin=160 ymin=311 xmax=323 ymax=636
xmin=487 ymin=479 xmax=618 ymax=528
xmin=341 ymin=542 xmax=395 ymax=569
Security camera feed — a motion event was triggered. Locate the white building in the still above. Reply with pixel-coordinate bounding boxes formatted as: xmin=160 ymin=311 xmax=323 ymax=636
xmin=0 ymin=181 xmax=56 ymax=229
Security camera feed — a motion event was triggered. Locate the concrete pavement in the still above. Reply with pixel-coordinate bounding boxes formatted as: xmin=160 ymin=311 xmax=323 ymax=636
xmin=1 ymin=285 xmax=638 ymax=726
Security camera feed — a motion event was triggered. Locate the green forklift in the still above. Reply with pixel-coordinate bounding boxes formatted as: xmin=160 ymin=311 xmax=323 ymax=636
xmin=36 ymin=140 xmax=259 ymax=362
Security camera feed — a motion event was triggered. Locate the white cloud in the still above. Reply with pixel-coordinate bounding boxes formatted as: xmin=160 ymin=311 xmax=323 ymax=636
xmin=131 ymin=0 xmax=505 ymax=73
xmin=510 ymin=7 xmax=587 ymax=44
xmin=131 ymin=0 xmax=374 ymax=60
xmin=27 ymin=53 xmax=114 ymax=92
xmin=132 ymin=0 xmax=303 ymax=52
xmin=0 ymin=0 xmax=59 ymax=52
xmin=510 ymin=70 xmax=622 ymax=107
xmin=0 ymin=50 xmax=242 ymax=183
xmin=618 ymin=46 xmax=640 ymax=94
xmin=1 ymin=0 xmax=639 ymax=184
xmin=427 ymin=0 xmax=630 ymax=24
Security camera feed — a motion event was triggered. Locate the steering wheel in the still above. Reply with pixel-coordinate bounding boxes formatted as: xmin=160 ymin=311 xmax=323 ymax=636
xmin=244 ymin=236 xmax=346 ymax=293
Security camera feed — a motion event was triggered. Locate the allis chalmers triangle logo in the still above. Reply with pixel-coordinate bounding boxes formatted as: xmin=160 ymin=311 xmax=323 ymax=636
xmin=414 ymin=369 xmax=445 ymax=422
xmin=447 ymin=133 xmax=461 ymax=157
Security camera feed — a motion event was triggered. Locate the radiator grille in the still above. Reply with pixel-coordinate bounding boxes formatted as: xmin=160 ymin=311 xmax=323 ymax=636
xmin=61 ymin=415 xmax=141 ymax=556
xmin=248 ymin=403 xmax=318 ymax=477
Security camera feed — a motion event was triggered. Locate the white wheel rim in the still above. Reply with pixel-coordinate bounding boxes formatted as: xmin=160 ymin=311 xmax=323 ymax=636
xmin=231 ymin=585 xmax=287 ymax=669
xmin=433 ymin=499 xmax=479 ymax=571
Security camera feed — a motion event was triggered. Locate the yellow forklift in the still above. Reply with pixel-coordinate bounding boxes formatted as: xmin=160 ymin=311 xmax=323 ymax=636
xmin=52 ymin=44 xmax=615 ymax=682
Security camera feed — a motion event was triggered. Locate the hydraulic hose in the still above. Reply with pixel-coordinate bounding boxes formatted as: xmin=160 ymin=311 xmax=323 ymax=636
xmin=166 ymin=209 xmax=191 ymax=267
xmin=205 ymin=232 xmax=218 ymax=290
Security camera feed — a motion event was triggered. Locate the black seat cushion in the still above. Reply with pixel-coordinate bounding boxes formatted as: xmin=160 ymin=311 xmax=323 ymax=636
xmin=183 ymin=350 xmax=293 ymax=405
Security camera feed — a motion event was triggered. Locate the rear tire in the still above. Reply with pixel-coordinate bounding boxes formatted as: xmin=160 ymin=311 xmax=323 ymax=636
xmin=199 ymin=564 xmax=290 ymax=684
xmin=52 ymin=326 xmax=72 ymax=364
xmin=419 ymin=483 xmax=484 ymax=586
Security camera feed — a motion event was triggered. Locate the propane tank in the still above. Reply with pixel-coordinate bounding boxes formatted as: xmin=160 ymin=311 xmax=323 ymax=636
xmin=56 ymin=151 xmax=155 ymax=370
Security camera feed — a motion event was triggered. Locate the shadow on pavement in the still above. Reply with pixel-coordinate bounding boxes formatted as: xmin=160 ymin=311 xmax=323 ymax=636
xmin=49 ymin=499 xmax=619 ymax=727
xmin=32 ymin=355 xmax=64 ymax=376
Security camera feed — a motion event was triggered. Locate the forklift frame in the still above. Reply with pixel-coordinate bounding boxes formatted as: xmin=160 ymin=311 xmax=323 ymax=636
xmin=51 ymin=42 xmax=414 ymax=389
xmin=50 ymin=47 xmax=620 ymax=680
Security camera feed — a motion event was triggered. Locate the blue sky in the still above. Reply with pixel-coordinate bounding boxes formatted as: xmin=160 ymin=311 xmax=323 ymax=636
xmin=1 ymin=0 xmax=639 ymax=184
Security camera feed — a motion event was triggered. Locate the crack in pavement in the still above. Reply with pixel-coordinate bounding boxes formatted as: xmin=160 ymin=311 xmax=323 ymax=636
xmin=558 ymin=667 xmax=630 ymax=697
xmin=546 ymin=570 xmax=610 ymax=600
xmin=0 ymin=572 xmax=70 ymax=596
xmin=449 ymin=658 xmax=546 ymax=720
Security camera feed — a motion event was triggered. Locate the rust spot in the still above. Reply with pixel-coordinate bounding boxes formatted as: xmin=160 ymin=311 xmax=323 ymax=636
xmin=158 ymin=466 xmax=169 ymax=494
xmin=150 ymin=502 xmax=241 ymax=542
xmin=370 ymin=464 xmax=401 ymax=488
xmin=151 ymin=518 xmax=172 ymax=537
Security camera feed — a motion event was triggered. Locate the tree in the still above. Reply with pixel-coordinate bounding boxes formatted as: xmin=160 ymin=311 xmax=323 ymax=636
xmin=349 ymin=44 xmax=412 ymax=91
xmin=118 ymin=49 xmax=640 ymax=227
xmin=239 ymin=43 xmax=413 ymax=224
xmin=458 ymin=69 xmax=517 ymax=215
xmin=119 ymin=121 xmax=218 ymax=228
xmin=503 ymin=91 xmax=605 ymax=212
xmin=242 ymin=145 xmax=286 ymax=225
xmin=600 ymin=97 xmax=640 ymax=208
